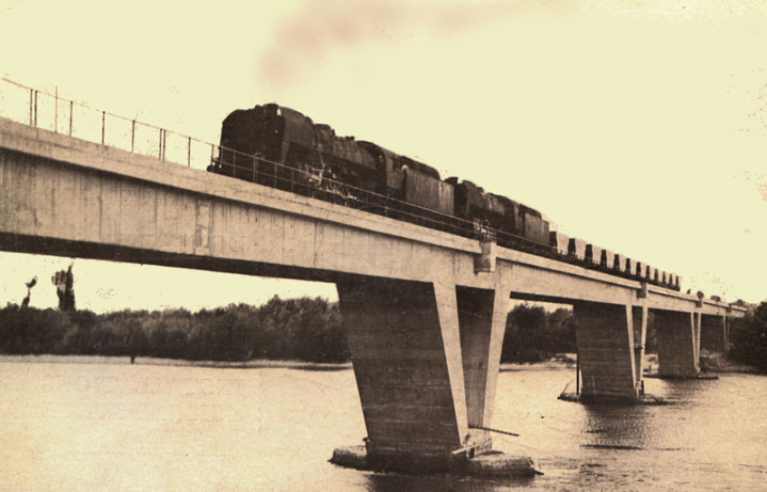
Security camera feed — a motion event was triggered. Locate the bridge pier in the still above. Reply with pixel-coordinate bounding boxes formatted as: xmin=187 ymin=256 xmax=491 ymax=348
xmin=456 ymin=284 xmax=509 ymax=433
xmin=573 ymin=301 xmax=644 ymax=401
xmin=654 ymin=310 xmax=701 ymax=378
xmin=632 ymin=305 xmax=648 ymax=395
xmin=334 ymin=268 xmax=531 ymax=474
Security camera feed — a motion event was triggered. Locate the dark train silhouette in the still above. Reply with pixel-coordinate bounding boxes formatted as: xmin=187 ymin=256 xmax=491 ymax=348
xmin=207 ymin=103 xmax=680 ymax=291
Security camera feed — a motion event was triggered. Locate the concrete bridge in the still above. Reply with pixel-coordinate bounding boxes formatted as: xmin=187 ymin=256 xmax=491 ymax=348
xmin=0 ymin=115 xmax=746 ymax=472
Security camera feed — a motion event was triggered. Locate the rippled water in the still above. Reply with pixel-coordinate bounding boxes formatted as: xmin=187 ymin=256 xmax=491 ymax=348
xmin=0 ymin=356 xmax=765 ymax=491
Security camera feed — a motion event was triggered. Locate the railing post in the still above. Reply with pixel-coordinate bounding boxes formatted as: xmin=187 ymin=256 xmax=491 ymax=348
xmin=54 ymin=87 xmax=58 ymax=133
xmin=101 ymin=111 xmax=106 ymax=145
xmin=159 ymin=128 xmax=163 ymax=160
xmin=188 ymin=136 xmax=192 ymax=167
xmin=33 ymin=90 xmax=38 ymax=127
xmin=69 ymin=101 xmax=73 ymax=136
xmin=29 ymin=89 xmax=33 ymax=126
xmin=131 ymin=120 xmax=135 ymax=152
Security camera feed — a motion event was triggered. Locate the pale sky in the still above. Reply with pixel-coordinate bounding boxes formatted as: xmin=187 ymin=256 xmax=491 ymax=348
xmin=1 ymin=0 xmax=766 ymax=312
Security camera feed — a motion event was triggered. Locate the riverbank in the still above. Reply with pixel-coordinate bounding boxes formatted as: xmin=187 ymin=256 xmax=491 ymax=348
xmin=0 ymin=353 xmax=353 ymax=371
xmin=2 ymin=351 xmax=759 ymax=376
xmin=642 ymin=351 xmax=762 ymax=376
xmin=0 ymin=352 xmax=578 ymax=372
xmin=500 ymin=353 xmax=577 ymax=371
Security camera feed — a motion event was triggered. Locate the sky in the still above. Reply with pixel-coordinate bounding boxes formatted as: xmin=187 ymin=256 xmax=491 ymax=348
xmin=1 ymin=0 xmax=766 ymax=312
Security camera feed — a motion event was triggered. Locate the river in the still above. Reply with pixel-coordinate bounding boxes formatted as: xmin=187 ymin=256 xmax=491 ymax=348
xmin=0 ymin=356 xmax=765 ymax=491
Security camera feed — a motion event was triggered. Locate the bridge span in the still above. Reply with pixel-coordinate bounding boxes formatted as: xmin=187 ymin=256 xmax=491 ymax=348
xmin=0 ymin=115 xmax=746 ymax=472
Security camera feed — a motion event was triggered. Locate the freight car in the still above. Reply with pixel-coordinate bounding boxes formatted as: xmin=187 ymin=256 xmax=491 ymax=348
xmin=207 ymin=104 xmax=680 ymax=291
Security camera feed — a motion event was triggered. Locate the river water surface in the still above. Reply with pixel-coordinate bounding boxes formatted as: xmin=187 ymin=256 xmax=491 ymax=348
xmin=1 ymin=356 xmax=765 ymax=491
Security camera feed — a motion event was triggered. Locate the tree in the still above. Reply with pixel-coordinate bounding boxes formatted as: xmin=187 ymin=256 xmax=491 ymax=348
xmin=545 ymin=307 xmax=576 ymax=353
xmin=729 ymin=303 xmax=767 ymax=373
xmin=51 ymin=264 xmax=76 ymax=311
xmin=502 ymin=304 xmax=547 ymax=363
xmin=21 ymin=276 xmax=37 ymax=309
xmin=501 ymin=304 xmax=576 ymax=363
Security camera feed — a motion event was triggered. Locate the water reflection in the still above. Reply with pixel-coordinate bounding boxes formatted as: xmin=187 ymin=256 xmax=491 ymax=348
xmin=580 ymin=404 xmax=652 ymax=449
xmin=363 ymin=472 xmax=537 ymax=492
xmin=1 ymin=357 xmax=765 ymax=491
xmin=651 ymin=376 xmax=710 ymax=404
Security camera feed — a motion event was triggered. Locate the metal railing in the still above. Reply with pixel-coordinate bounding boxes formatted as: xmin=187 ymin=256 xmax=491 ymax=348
xmin=0 ymin=78 xmax=217 ymax=171
xmin=0 ymin=77 xmax=491 ymax=242
xmin=209 ymin=146 xmax=480 ymax=238
xmin=0 ymin=79 xmax=686 ymax=289
xmin=0 ymin=78 xmax=567 ymax=257
xmin=210 ymin=145 xmax=568 ymax=254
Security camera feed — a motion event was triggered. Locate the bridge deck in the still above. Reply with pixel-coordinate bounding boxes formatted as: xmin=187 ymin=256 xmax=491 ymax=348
xmin=0 ymin=116 xmax=742 ymax=316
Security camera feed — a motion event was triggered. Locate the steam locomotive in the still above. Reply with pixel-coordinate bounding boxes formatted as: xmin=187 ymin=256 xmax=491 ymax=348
xmin=207 ymin=103 xmax=680 ymax=290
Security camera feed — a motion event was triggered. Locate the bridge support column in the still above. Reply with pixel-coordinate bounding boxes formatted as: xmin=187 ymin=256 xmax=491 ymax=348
xmin=632 ymin=306 xmax=648 ymax=395
xmin=456 ymin=277 xmax=511 ymax=432
xmin=655 ymin=310 xmax=700 ymax=378
xmin=334 ymin=267 xmax=520 ymax=474
xmin=574 ymin=301 xmax=640 ymax=401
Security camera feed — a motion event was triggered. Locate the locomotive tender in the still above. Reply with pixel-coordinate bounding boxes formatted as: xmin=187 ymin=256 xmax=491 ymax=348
xmin=207 ymin=103 xmax=680 ymax=291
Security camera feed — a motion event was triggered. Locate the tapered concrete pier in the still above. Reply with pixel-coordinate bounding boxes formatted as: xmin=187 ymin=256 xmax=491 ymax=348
xmin=655 ymin=310 xmax=701 ymax=378
xmin=573 ymin=302 xmax=644 ymax=401
xmin=334 ymin=269 xmax=527 ymax=473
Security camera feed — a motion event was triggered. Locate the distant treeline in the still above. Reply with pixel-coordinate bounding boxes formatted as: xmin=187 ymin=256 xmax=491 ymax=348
xmin=0 ymin=296 xmax=349 ymax=363
xmin=5 ymin=296 xmax=764 ymax=372
xmin=728 ymin=303 xmax=767 ymax=373
xmin=0 ymin=298 xmax=581 ymax=364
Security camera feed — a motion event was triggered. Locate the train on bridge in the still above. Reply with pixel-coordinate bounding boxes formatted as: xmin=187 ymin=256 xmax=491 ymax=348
xmin=207 ymin=104 xmax=680 ymax=291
